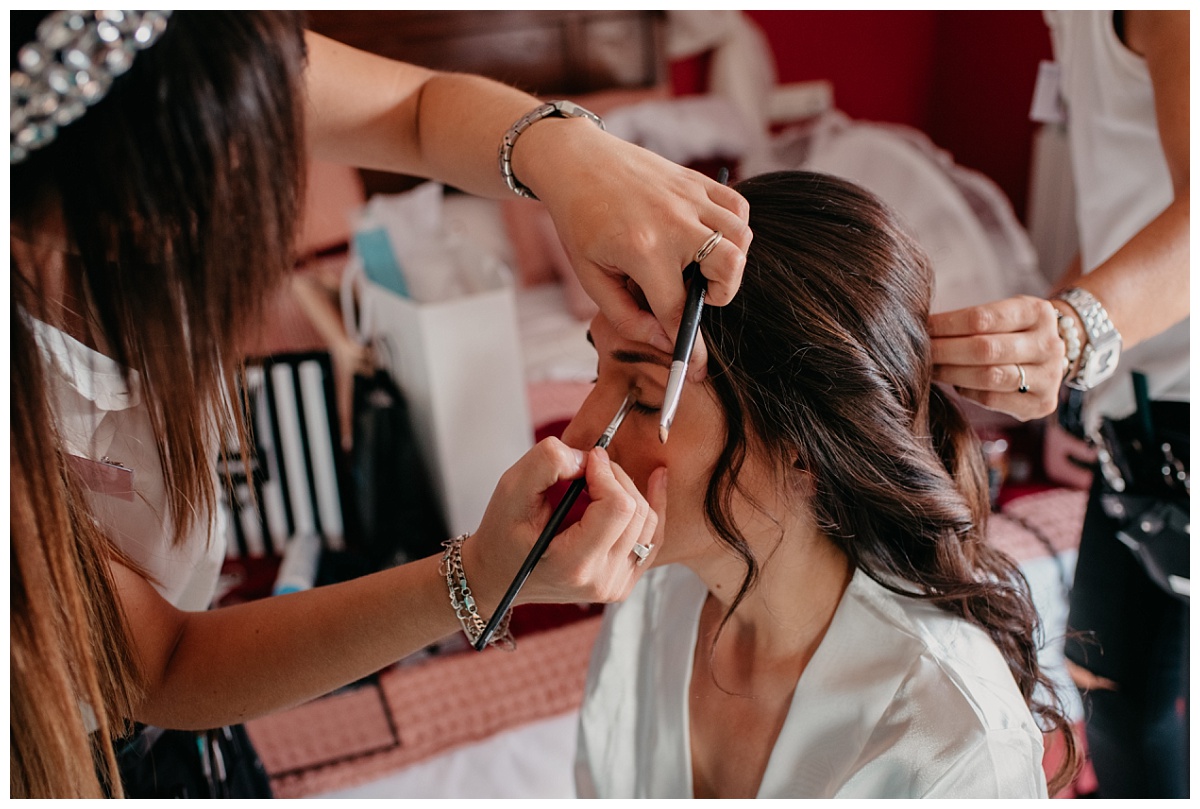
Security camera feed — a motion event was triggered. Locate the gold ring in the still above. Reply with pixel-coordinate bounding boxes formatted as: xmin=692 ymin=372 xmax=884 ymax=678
xmin=694 ymin=230 xmax=722 ymax=263
xmin=1016 ymin=364 xmax=1029 ymax=394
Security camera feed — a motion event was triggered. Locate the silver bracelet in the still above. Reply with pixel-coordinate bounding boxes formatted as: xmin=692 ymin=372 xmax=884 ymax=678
xmin=439 ymin=534 xmax=515 ymax=651
xmin=1053 ymin=287 xmax=1122 ymax=391
xmin=498 ymin=100 xmax=605 ymax=201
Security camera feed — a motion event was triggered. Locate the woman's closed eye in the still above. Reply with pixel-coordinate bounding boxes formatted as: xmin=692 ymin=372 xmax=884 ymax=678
xmin=631 ymin=399 xmax=662 ymax=416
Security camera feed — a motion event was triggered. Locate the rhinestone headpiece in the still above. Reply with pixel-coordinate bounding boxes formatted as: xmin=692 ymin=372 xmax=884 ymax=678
xmin=11 ymin=10 xmax=172 ymax=164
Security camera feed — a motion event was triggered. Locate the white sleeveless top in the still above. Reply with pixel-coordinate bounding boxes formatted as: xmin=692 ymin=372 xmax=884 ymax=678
xmin=32 ymin=316 xmax=226 ymax=611
xmin=1044 ymin=10 xmax=1189 ymax=421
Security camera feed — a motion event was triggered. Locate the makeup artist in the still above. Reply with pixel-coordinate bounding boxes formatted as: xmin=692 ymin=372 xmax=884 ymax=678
xmin=926 ymin=11 xmax=1188 ymax=798
xmin=10 ymin=11 xmax=749 ymax=798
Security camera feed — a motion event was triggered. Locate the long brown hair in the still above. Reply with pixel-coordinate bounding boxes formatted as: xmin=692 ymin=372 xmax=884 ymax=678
xmin=10 ymin=11 xmax=308 ymax=797
xmin=700 ymin=170 xmax=1079 ymax=793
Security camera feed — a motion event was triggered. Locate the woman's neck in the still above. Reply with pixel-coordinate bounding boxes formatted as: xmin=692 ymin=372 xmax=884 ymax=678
xmin=686 ymin=498 xmax=853 ymax=677
xmin=684 ymin=498 xmax=853 ymax=799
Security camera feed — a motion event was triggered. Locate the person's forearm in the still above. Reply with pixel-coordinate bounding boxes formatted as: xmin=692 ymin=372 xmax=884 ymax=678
xmin=301 ymin=30 xmax=752 ymax=374
xmin=304 ymin=31 xmax=578 ymax=200
xmin=1058 ymin=8 xmax=1191 ymax=350
xmin=135 ymin=555 xmax=458 ymax=729
xmin=1051 ymin=195 xmax=1189 ymax=349
xmin=124 ymin=440 xmax=662 ymax=730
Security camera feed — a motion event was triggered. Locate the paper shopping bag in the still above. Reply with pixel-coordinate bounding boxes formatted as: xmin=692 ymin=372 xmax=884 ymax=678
xmin=359 ymin=279 xmax=533 ymax=535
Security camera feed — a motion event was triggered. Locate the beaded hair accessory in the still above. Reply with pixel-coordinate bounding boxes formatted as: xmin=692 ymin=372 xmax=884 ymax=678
xmin=11 ymin=10 xmax=172 ymax=164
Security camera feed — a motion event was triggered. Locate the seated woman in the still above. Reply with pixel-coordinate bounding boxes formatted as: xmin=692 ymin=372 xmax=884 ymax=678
xmin=566 ymin=170 xmax=1078 ymax=799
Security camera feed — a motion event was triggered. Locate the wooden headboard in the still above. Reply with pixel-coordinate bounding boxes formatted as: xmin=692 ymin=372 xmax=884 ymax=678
xmin=307 ymin=11 xmax=664 ymax=95
xmin=306 ymin=11 xmax=666 ymax=194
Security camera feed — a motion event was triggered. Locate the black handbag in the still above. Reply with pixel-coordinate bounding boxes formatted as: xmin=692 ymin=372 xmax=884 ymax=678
xmin=115 ymin=724 xmax=272 ymax=798
xmin=350 ymin=368 xmax=449 ymax=567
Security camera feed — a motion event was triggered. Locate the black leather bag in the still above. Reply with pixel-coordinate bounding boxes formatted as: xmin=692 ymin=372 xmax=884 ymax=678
xmin=116 ymin=724 xmax=271 ymax=798
xmin=350 ymin=369 xmax=448 ymax=567
xmin=1094 ymin=392 xmax=1189 ymax=604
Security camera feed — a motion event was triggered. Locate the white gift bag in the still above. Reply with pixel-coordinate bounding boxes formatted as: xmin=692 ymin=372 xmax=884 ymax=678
xmin=345 ymin=185 xmax=533 ymax=536
xmin=348 ymin=184 xmax=535 ymax=535
xmin=360 ymin=279 xmax=533 ymax=535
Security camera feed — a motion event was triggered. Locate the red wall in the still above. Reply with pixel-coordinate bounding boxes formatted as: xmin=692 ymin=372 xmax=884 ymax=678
xmin=682 ymin=11 xmax=1053 ymax=221
xmin=926 ymin=12 xmax=1053 ymax=222
xmin=746 ymin=10 xmax=940 ymax=131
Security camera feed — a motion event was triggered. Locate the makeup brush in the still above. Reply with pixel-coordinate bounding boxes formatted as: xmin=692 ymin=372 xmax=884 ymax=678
xmin=474 ymin=388 xmax=639 ymax=651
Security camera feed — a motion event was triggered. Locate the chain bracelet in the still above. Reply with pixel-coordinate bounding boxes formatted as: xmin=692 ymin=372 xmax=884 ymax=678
xmin=439 ymin=534 xmax=516 ymax=651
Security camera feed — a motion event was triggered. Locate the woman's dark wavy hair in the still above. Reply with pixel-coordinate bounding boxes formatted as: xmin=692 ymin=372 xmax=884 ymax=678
xmin=10 ymin=11 xmax=308 ymax=797
xmin=700 ymin=170 xmax=1079 ymax=794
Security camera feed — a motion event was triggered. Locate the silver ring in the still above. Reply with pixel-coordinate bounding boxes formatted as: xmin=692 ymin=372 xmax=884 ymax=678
xmin=694 ymin=230 xmax=722 ymax=263
xmin=1016 ymin=363 xmax=1029 ymax=394
xmin=631 ymin=542 xmax=653 ymax=566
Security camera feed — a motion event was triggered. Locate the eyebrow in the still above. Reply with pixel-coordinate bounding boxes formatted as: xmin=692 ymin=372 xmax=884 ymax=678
xmin=612 ymin=348 xmax=668 ymax=368
xmin=585 ymin=330 xmax=669 ymax=369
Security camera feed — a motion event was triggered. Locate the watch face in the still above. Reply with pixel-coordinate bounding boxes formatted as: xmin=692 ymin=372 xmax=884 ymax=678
xmin=1092 ymin=343 xmax=1119 ymax=377
xmin=1074 ymin=339 xmax=1121 ymax=390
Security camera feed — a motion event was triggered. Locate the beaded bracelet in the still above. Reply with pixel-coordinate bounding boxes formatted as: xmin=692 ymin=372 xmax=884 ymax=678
xmin=440 ymin=534 xmax=516 ymax=651
xmin=1054 ymin=307 xmax=1082 ymax=381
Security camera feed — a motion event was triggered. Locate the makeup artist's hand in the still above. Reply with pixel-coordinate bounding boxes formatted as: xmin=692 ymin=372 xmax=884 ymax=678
xmin=929 ymin=295 xmax=1065 ymax=421
xmin=517 ymin=121 xmax=751 ymax=379
xmin=461 ymin=438 xmax=665 ymax=615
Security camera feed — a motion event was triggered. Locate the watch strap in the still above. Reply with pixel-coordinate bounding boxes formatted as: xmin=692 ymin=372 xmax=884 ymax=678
xmin=1054 ymin=287 xmax=1122 ymax=390
xmin=498 ymin=100 xmax=605 ymax=200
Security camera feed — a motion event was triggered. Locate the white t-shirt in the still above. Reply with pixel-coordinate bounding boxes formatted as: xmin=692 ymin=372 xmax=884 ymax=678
xmin=32 ymin=316 xmax=226 ymax=612
xmin=1044 ymin=10 xmax=1189 ymax=422
xmin=576 ymin=564 xmax=1048 ymax=798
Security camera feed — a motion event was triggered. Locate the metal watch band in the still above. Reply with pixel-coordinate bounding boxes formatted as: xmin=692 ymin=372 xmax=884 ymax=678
xmin=1054 ymin=286 xmax=1122 ymax=391
xmin=498 ymin=100 xmax=605 ymax=201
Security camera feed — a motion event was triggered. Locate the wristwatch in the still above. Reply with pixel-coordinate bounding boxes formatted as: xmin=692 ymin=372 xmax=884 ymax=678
xmin=1054 ymin=287 xmax=1122 ymax=391
xmin=498 ymin=100 xmax=605 ymax=200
